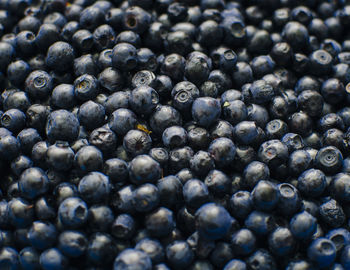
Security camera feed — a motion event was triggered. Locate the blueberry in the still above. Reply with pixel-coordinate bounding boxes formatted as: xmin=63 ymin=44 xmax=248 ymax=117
xmin=111 ymin=213 xmax=136 ymax=240
xmin=243 ymin=162 xmax=269 ymax=190
xmin=1 ymin=109 xmax=26 ymax=134
xmin=195 ymin=203 xmax=232 ymax=240
xmin=17 ymin=128 xmax=42 ymax=154
xmin=0 ymin=42 xmax=15 ymax=71
xmin=258 ymin=139 xmax=289 ymax=168
xmin=18 ymin=167 xmax=49 ymax=200
xmin=51 ymin=84 xmax=76 ymax=109
xmin=132 ymin=183 xmax=159 ymax=212
xmin=189 ymin=151 xmax=214 ymax=176
xmin=268 ymin=227 xmax=295 ymax=257
xmin=10 ymin=155 xmax=33 ymax=177
xmin=78 ymin=172 xmax=110 ymax=204
xmin=8 ymin=197 xmax=34 ymax=228
xmin=58 ymin=197 xmax=88 ymax=229
xmin=251 ymin=180 xmax=279 ymax=212
xmin=114 ymin=249 xmax=152 ymax=270
xmin=74 ymin=74 xmax=99 ymax=102
xmin=39 ymin=248 xmax=68 ymax=270
xmin=103 ymin=158 xmax=128 ymax=183
xmin=168 ymin=146 xmax=194 ymax=174
xmin=112 ymin=43 xmax=138 ymax=71
xmin=246 ymin=249 xmax=276 ymax=270
xmin=308 ymin=238 xmax=336 ymax=268
xmin=319 ymin=198 xmax=345 ymax=228
xmin=98 ymin=68 xmax=124 ymax=92
xmin=183 ymin=179 xmax=210 ymax=211
xmin=46 ymin=110 xmax=79 ymax=143
xmin=129 ymin=155 xmax=161 ymax=185
xmin=123 ymin=130 xmax=152 ymax=157
xmin=245 ymin=210 xmax=275 ymax=236
xmin=315 ymin=146 xmax=343 ymax=174
xmin=74 ymin=146 xmax=103 ymax=173
xmin=46 ymin=141 xmax=74 ymax=172
xmin=231 ymin=228 xmax=256 ymax=256
xmin=28 ymin=221 xmax=57 ymax=250
xmin=0 ymin=247 xmax=20 ymax=270
xmin=208 ymin=137 xmax=236 ymax=168
xmin=89 ymin=127 xmax=117 ymax=154
xmin=130 ymin=86 xmax=159 ymax=115
xmin=104 ymin=91 xmax=130 ymax=115
xmin=58 ymin=230 xmax=87 ymax=258
xmin=157 ymin=175 xmax=183 ymax=209
xmin=88 ymin=204 xmax=114 ymax=232
xmin=223 ymin=260 xmax=246 ymax=270
xmin=145 ymin=207 xmax=175 ymax=237
xmin=19 ymin=247 xmax=40 ymax=270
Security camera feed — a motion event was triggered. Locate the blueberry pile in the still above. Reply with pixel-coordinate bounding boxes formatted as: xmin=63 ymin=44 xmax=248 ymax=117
xmin=2 ymin=0 xmax=350 ymax=269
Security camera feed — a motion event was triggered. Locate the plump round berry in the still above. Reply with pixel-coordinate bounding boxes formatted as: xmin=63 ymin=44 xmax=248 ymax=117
xmin=195 ymin=203 xmax=232 ymax=240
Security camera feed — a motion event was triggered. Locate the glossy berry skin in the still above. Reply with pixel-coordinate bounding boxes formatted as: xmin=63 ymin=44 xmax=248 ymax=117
xmin=245 ymin=211 xmax=275 ymax=236
xmin=231 ymin=228 xmax=256 ymax=256
xmin=223 ymin=260 xmax=246 ymax=270
xmin=246 ymin=249 xmax=276 ymax=270
xmin=112 ymin=43 xmax=138 ymax=71
xmin=166 ymin=241 xmax=194 ymax=269
xmin=46 ymin=141 xmax=74 ymax=172
xmin=297 ymin=169 xmax=327 ymax=198
xmin=191 ymin=97 xmax=221 ymax=127
xmin=10 ymin=155 xmax=33 ymax=177
xmin=46 ymin=110 xmax=79 ymax=143
xmin=132 ymin=183 xmax=159 ymax=212
xmin=78 ymin=172 xmax=110 ymax=204
xmin=204 ymin=170 xmax=231 ymax=197
xmin=251 ymin=180 xmax=279 ymax=212
xmin=130 ymin=86 xmax=159 ymax=116
xmin=315 ymin=146 xmax=343 ymax=174
xmin=46 ymin=41 xmax=74 ymax=73
xmin=128 ymin=155 xmax=161 ymax=185
xmin=0 ymin=247 xmax=20 ymax=270
xmin=78 ymin=101 xmax=105 ymax=131
xmin=74 ymin=74 xmax=99 ymax=102
xmin=277 ymin=183 xmax=301 ymax=216
xmin=39 ymin=248 xmax=68 ymax=270
xmin=135 ymin=238 xmax=164 ymax=264
xmin=58 ymin=230 xmax=87 ymax=258
xmin=268 ymin=227 xmax=295 ymax=257
xmin=103 ymin=158 xmax=128 ymax=183
xmin=145 ymin=207 xmax=175 ymax=238
xmin=326 ymin=228 xmax=350 ymax=254
xmin=290 ymin=210 xmax=317 ymax=240
xmin=19 ymin=247 xmax=40 ymax=270
xmin=162 ymin=126 xmax=187 ymax=149
xmin=114 ymin=249 xmax=152 ymax=270
xmin=258 ymin=139 xmax=289 ymax=169
xmin=308 ymin=238 xmax=336 ymax=268
xmin=18 ymin=167 xmax=49 ymax=200
xmin=331 ymin=173 xmax=350 ymax=202
xmin=51 ymin=84 xmax=76 ymax=109
xmin=243 ymin=161 xmax=270 ymax=189
xmin=1 ymin=109 xmax=26 ymax=134
xmin=74 ymin=146 xmax=103 ymax=173
xmin=28 ymin=221 xmax=57 ymax=250
xmin=195 ymin=203 xmax=232 ymax=240
xmin=208 ymin=137 xmax=236 ymax=168
xmin=58 ymin=197 xmax=88 ymax=229
xmin=157 ymin=176 xmax=183 ymax=209
xmin=229 ymin=191 xmax=253 ymax=220
xmin=183 ymin=179 xmax=210 ymax=211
